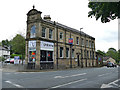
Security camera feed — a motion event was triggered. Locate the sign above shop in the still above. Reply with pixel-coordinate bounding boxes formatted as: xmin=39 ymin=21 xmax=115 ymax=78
xmin=40 ymin=41 xmax=54 ymax=51
xmin=29 ymin=40 xmax=36 ymax=47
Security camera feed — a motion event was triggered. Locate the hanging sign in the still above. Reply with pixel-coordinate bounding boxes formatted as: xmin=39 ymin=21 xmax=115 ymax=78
xmin=68 ymin=38 xmax=73 ymax=44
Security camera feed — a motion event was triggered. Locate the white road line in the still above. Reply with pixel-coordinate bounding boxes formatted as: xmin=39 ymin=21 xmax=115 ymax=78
xmin=101 ymin=79 xmax=120 ymax=88
xmin=51 ymin=78 xmax=87 ymax=88
xmin=5 ymin=80 xmax=23 ymax=88
xmin=54 ymin=73 xmax=86 ymax=79
xmin=98 ymin=73 xmax=110 ymax=77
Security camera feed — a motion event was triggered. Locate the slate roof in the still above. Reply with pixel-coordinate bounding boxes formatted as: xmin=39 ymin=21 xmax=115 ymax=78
xmin=43 ymin=19 xmax=95 ymax=40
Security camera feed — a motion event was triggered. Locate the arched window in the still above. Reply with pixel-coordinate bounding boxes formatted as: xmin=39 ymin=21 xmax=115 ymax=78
xmin=30 ymin=25 xmax=36 ymax=38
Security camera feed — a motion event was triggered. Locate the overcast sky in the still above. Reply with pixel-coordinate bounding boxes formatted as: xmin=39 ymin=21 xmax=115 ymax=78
xmin=0 ymin=0 xmax=118 ymax=52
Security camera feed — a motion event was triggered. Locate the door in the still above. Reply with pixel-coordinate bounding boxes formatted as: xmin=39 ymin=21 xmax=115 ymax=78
xmin=77 ymin=55 xmax=80 ymax=66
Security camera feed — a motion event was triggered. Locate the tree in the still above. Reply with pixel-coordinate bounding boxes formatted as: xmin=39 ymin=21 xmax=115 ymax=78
xmin=88 ymin=2 xmax=120 ymax=23
xmin=2 ymin=39 xmax=10 ymax=47
xmin=106 ymin=48 xmax=118 ymax=63
xmin=11 ymin=34 xmax=25 ymax=64
xmin=96 ymin=50 xmax=106 ymax=56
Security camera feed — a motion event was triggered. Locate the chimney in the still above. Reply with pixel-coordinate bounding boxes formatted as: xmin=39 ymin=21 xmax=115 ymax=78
xmin=43 ymin=15 xmax=51 ymax=21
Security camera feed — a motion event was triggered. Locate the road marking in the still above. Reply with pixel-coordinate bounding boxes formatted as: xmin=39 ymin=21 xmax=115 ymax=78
xmin=101 ymin=79 xmax=120 ymax=88
xmin=54 ymin=73 xmax=86 ymax=79
xmin=51 ymin=78 xmax=87 ymax=88
xmin=98 ymin=73 xmax=110 ymax=77
xmin=5 ymin=80 xmax=23 ymax=88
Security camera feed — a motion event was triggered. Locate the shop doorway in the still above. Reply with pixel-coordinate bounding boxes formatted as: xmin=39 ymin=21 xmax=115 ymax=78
xmin=40 ymin=50 xmax=54 ymax=69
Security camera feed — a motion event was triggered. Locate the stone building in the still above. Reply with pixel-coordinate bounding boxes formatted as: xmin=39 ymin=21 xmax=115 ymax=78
xmin=25 ymin=6 xmax=96 ymax=69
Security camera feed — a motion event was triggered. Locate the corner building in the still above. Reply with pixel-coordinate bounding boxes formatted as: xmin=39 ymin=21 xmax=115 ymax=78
xmin=25 ymin=7 xmax=96 ymax=69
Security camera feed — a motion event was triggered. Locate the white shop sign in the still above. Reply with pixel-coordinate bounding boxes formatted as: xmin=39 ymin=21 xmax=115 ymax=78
xmin=40 ymin=41 xmax=54 ymax=51
xmin=29 ymin=40 xmax=36 ymax=47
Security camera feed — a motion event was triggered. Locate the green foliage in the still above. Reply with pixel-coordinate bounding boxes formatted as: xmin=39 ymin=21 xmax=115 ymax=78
xmin=106 ymin=48 xmax=118 ymax=63
xmin=2 ymin=39 xmax=10 ymax=47
xmin=96 ymin=50 xmax=106 ymax=56
xmin=11 ymin=34 xmax=25 ymax=56
xmin=0 ymin=56 xmax=5 ymax=62
xmin=10 ymin=54 xmax=22 ymax=59
xmin=88 ymin=2 xmax=119 ymax=23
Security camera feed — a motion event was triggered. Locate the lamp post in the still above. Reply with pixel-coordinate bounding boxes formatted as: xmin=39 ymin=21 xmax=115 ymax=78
xmin=80 ymin=28 xmax=83 ymax=68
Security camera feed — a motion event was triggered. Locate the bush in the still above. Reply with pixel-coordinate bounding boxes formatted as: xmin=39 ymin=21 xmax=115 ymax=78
xmin=0 ymin=56 xmax=5 ymax=62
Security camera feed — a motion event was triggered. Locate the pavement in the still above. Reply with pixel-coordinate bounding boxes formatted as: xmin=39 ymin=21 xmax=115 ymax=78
xmin=2 ymin=66 xmax=120 ymax=89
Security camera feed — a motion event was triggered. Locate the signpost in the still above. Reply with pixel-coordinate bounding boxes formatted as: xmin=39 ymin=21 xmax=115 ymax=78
xmin=14 ymin=56 xmax=20 ymax=64
xmin=69 ymin=38 xmax=73 ymax=68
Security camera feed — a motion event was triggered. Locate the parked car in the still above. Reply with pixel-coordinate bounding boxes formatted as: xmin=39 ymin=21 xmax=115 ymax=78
xmin=10 ymin=58 xmax=14 ymax=64
xmin=4 ymin=58 xmax=10 ymax=63
xmin=107 ymin=62 xmax=117 ymax=67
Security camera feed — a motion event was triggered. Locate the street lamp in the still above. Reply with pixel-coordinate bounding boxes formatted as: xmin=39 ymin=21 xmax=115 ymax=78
xmin=80 ymin=28 xmax=83 ymax=68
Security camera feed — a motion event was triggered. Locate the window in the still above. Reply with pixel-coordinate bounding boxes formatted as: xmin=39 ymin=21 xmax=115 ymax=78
xmin=81 ymin=49 xmax=83 ymax=58
xmin=81 ymin=38 xmax=84 ymax=46
xmin=42 ymin=27 xmax=46 ymax=37
xmin=87 ymin=51 xmax=89 ymax=59
xmin=86 ymin=40 xmax=88 ymax=47
xmin=92 ymin=42 xmax=94 ymax=48
xmin=84 ymin=50 xmax=86 ymax=59
xmin=60 ymin=47 xmax=63 ymax=58
xmin=60 ymin=32 xmax=63 ymax=39
xmin=89 ymin=41 xmax=91 ymax=48
xmin=49 ymin=29 xmax=53 ymax=39
xmin=93 ymin=52 xmax=94 ymax=59
xmin=30 ymin=25 xmax=36 ymax=38
xmin=90 ymin=51 xmax=92 ymax=59
xmin=72 ymin=49 xmax=74 ymax=58
xmin=76 ymin=37 xmax=79 ymax=45
xmin=66 ymin=48 xmax=69 ymax=58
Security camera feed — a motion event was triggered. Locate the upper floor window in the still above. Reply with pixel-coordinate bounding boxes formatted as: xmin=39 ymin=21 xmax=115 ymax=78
xmin=81 ymin=38 xmax=84 ymax=46
xmin=92 ymin=42 xmax=94 ymax=48
xmin=76 ymin=37 xmax=79 ymax=45
xmin=60 ymin=32 xmax=63 ymax=39
xmin=86 ymin=40 xmax=88 ymax=47
xmin=30 ymin=25 xmax=36 ymax=38
xmin=89 ymin=41 xmax=91 ymax=48
xmin=49 ymin=29 xmax=53 ymax=39
xmin=42 ymin=27 xmax=46 ymax=38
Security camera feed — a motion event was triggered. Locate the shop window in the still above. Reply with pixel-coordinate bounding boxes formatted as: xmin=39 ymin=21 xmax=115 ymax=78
xmin=29 ymin=51 xmax=36 ymax=62
xmin=66 ymin=48 xmax=69 ymax=58
xmin=49 ymin=29 xmax=53 ymax=39
xmin=42 ymin=27 xmax=46 ymax=37
xmin=60 ymin=47 xmax=63 ymax=58
xmin=30 ymin=25 xmax=36 ymax=38
xmin=60 ymin=32 xmax=63 ymax=39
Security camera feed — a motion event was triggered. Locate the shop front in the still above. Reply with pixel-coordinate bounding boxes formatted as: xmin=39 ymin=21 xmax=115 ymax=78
xmin=40 ymin=41 xmax=54 ymax=69
xmin=28 ymin=40 xmax=36 ymax=69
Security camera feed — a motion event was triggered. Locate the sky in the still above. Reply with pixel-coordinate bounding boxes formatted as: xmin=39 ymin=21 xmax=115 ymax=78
xmin=0 ymin=0 xmax=118 ymax=52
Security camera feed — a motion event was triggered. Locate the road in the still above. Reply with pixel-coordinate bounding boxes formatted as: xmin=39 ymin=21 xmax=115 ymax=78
xmin=2 ymin=66 xmax=120 ymax=89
